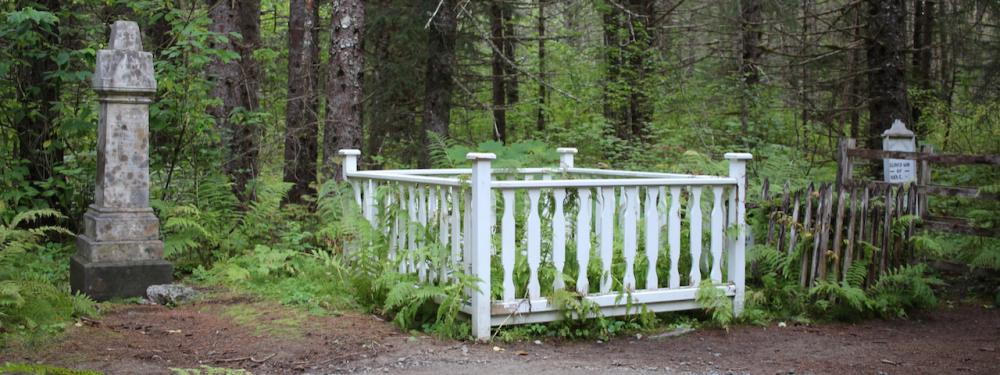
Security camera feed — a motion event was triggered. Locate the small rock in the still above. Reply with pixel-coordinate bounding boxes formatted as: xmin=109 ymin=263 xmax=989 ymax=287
xmin=461 ymin=345 xmax=469 ymax=355
xmin=778 ymin=321 xmax=787 ymax=328
xmin=533 ymin=340 xmax=542 ymax=345
xmin=146 ymin=284 xmax=197 ymax=306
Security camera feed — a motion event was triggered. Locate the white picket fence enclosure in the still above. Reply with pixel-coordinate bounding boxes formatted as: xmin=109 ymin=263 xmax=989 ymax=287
xmin=339 ymin=148 xmax=751 ymax=340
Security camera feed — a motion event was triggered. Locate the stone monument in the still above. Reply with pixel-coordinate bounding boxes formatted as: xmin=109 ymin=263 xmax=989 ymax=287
xmin=71 ymin=21 xmax=172 ymax=300
xmin=882 ymin=119 xmax=917 ymax=184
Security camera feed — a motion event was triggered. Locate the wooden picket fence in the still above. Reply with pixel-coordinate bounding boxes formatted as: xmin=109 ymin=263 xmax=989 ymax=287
xmin=757 ymin=179 xmax=918 ymax=287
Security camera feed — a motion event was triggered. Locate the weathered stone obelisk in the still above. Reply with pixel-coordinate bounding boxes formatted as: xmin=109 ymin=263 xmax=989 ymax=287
xmin=71 ymin=21 xmax=172 ymax=301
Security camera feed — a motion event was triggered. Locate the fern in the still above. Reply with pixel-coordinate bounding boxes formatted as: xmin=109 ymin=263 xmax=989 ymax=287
xmin=870 ymin=264 xmax=943 ymax=318
xmin=696 ymin=282 xmax=734 ymax=328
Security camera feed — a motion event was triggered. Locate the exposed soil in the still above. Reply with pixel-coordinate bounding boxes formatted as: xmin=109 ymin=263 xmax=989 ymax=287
xmin=3 ymin=294 xmax=998 ymax=375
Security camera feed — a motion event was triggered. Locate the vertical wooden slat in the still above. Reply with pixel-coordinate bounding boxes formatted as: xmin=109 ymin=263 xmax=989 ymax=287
xmin=364 ymin=179 xmax=375 ymax=223
xmin=831 ymin=184 xmax=848 ymax=281
xmin=668 ymin=186 xmax=682 ymax=289
xmin=622 ymin=187 xmax=639 ymax=290
xmin=658 ymin=186 xmax=668 ymax=232
xmin=778 ymin=181 xmax=791 ymax=252
xmin=906 ymin=183 xmax=918 ymax=261
xmin=710 ymin=187 xmax=724 ymax=282
xmin=407 ymin=184 xmax=417 ymax=274
xmin=501 ymin=190 xmax=516 ymax=302
xmin=576 ymin=188 xmax=593 ymax=294
xmin=463 ymin=189 xmax=472 ymax=275
xmin=437 ymin=186 xmax=448 ymax=283
xmin=843 ymin=186 xmax=859 ymax=279
xmin=816 ymin=185 xmax=833 ymax=283
xmin=645 ymin=187 xmax=661 ymax=289
xmin=450 ymin=187 xmax=461 ymax=275
xmin=809 ymin=184 xmax=827 ymax=285
xmin=787 ymin=191 xmax=801 ymax=256
xmin=689 ymin=186 xmax=703 ymax=286
xmin=552 ymin=188 xmax=567 ymax=291
xmin=417 ymin=185 xmax=428 ymax=281
xmin=599 ymin=187 xmax=616 ymax=293
xmin=527 ymin=189 xmax=542 ymax=299
xmin=879 ymin=187 xmax=896 ymax=275
xmin=799 ymin=183 xmax=814 ymax=287
xmin=894 ymin=184 xmax=907 ymax=268
xmin=763 ymin=178 xmax=775 ymax=244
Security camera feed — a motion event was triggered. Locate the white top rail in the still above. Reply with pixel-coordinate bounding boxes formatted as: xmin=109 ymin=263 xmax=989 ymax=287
xmin=347 ymin=171 xmax=463 ymax=187
xmin=491 ymin=176 xmax=737 ymax=189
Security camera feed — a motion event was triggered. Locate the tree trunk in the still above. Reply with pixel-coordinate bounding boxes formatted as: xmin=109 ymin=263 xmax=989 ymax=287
xmin=865 ymin=0 xmax=910 ymax=152
xmin=208 ymin=0 xmax=263 ymax=203
xmin=536 ymin=0 xmax=546 ymax=132
xmin=421 ymin=0 xmax=457 ymax=167
xmin=502 ymin=4 xmax=518 ymax=107
xmin=602 ymin=0 xmax=654 ymax=142
xmin=491 ymin=1 xmax=508 ymax=143
xmin=911 ymin=0 xmax=934 ymax=137
xmin=324 ymin=0 xmax=365 ymax=181
xmin=283 ymin=0 xmax=321 ymax=204
xmin=739 ymin=0 xmax=762 ymax=139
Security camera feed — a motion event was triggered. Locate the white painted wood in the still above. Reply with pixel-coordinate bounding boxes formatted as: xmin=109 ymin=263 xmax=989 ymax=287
xmin=557 ymin=147 xmax=577 ymax=170
xmin=450 ymin=187 xmax=462 ymax=275
xmin=644 ymin=187 xmax=660 ymax=290
xmin=710 ymin=187 xmax=724 ymax=282
xmin=599 ymin=187 xmax=616 ymax=293
xmin=527 ymin=189 xmax=542 ymax=299
xmin=396 ymin=185 xmax=407 ymax=273
xmin=501 ymin=190 xmax=516 ymax=302
xmin=689 ymin=186 xmax=703 ymax=286
xmin=463 ymin=189 xmax=472 ymax=274
xmin=352 ymin=181 xmax=362 ymax=208
xmin=622 ymin=187 xmax=639 ymax=291
xmin=438 ymin=186 xmax=449 ymax=284
xmin=552 ymin=189 xmax=567 ymax=290
xmin=576 ymin=188 xmax=592 ymax=294
xmin=388 ymin=183 xmax=398 ymax=260
xmin=725 ymin=153 xmax=752 ymax=317
xmin=658 ymin=186 xmax=668 ymax=234
xmin=407 ymin=185 xmax=417 ymax=274
xmin=347 ymin=171 xmax=462 ymax=186
xmin=487 ymin=285 xmax=736 ymax=326
xmin=363 ymin=179 xmax=375 ymax=223
xmin=668 ymin=186 xmax=681 ymax=289
xmin=467 ymin=153 xmax=495 ymax=341
xmin=417 ymin=185 xmax=428 ymax=281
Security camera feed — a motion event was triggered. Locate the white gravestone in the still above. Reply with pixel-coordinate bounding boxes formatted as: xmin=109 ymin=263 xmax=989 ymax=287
xmin=882 ymin=119 xmax=917 ymax=184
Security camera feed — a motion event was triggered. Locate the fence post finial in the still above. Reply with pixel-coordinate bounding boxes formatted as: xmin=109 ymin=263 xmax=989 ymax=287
xmin=724 ymin=152 xmax=752 ymax=317
xmin=557 ymin=147 xmax=577 ymax=170
xmin=338 ymin=149 xmax=361 ymax=178
xmin=466 ymin=152 xmax=495 ymax=341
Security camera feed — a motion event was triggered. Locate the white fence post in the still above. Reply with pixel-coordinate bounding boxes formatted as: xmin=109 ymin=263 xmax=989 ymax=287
xmin=467 ymin=152 xmax=496 ymax=341
xmin=338 ymin=149 xmax=362 ymax=206
xmin=724 ymin=152 xmax=752 ymax=316
xmin=557 ymin=147 xmax=577 ymax=170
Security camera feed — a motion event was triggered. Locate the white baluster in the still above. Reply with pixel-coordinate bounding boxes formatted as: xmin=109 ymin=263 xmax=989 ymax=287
xmin=463 ymin=189 xmax=472 ymax=274
xmin=599 ymin=187 xmax=616 ymax=293
xmin=437 ymin=186 xmax=448 ymax=284
xmin=407 ymin=185 xmax=417 ymax=274
xmin=364 ymin=179 xmax=375 ymax=223
xmin=467 ymin=153 xmax=495 ymax=341
xmin=689 ymin=186 xmax=703 ymax=286
xmin=396 ymin=185 xmax=407 ymax=273
xmin=622 ymin=187 xmax=639 ymax=291
xmin=668 ymin=186 xmax=681 ymax=288
xmin=552 ymin=188 xmax=567 ymax=291
xmin=417 ymin=185 xmax=428 ymax=281
xmin=710 ymin=186 xmax=724 ymax=282
xmin=451 ymin=187 xmax=461 ymax=277
xmin=527 ymin=189 xmax=542 ymax=299
xmin=501 ymin=190 xmax=516 ymax=302
xmin=658 ymin=186 xmax=668 ymax=233
xmin=576 ymin=188 xmax=592 ymax=294
xmin=644 ymin=187 xmax=660 ymax=290
xmin=388 ymin=183 xmax=397 ymax=261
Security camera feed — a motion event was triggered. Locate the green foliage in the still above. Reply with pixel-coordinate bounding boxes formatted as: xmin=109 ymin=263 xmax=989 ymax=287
xmin=695 ymin=282 xmax=734 ymax=328
xmin=869 ymin=264 xmax=943 ymax=318
xmin=0 ymin=363 xmax=100 ymax=375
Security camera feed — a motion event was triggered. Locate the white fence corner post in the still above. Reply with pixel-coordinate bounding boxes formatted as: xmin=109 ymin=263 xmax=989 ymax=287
xmin=467 ymin=152 xmax=496 ymax=341
xmin=557 ymin=147 xmax=577 ymax=170
xmin=724 ymin=152 xmax=752 ymax=317
xmin=338 ymin=149 xmax=362 ymax=205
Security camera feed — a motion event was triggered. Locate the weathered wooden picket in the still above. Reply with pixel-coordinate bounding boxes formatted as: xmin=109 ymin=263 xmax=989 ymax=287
xmin=756 ymin=136 xmax=1000 ymax=287
xmin=339 ymin=148 xmax=752 ymax=340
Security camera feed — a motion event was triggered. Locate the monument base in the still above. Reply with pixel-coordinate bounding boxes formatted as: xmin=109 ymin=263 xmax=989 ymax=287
xmin=70 ymin=255 xmax=172 ymax=301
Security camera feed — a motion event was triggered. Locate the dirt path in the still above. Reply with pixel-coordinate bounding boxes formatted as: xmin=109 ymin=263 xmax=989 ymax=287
xmin=3 ymin=295 xmax=998 ymax=375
